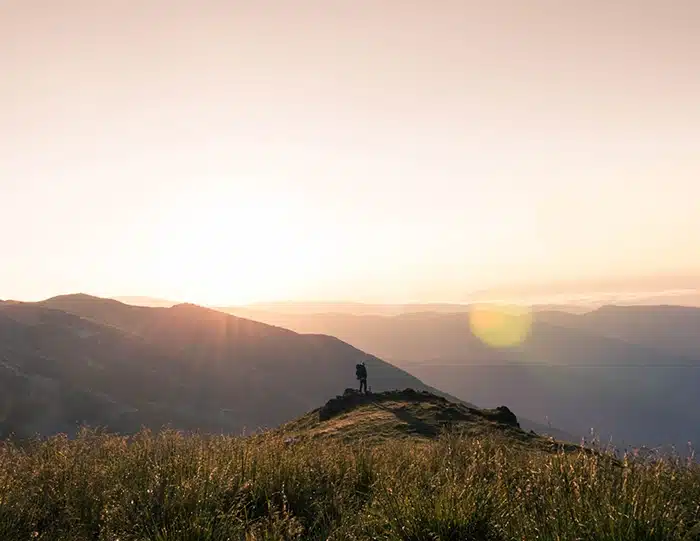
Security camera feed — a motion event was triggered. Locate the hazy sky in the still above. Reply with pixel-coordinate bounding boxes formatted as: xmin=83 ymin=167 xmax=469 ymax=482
xmin=2 ymin=1 xmax=699 ymax=304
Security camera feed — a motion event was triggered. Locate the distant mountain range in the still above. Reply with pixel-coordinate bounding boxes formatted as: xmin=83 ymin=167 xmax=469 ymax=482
xmin=465 ymin=274 xmax=700 ymax=307
xmin=539 ymin=305 xmax=700 ymax=359
xmin=114 ymin=297 xmax=587 ymax=315
xmin=218 ymin=305 xmax=700 ymax=451
xmin=7 ymin=292 xmax=695 ymax=450
xmin=0 ymin=294 xmax=566 ymax=441
xmin=225 ymin=302 xmax=591 ymax=317
xmin=112 ymin=277 xmax=700 ymax=315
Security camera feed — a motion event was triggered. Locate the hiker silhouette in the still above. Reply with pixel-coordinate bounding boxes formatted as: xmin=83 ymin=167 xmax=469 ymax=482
xmin=356 ymin=362 xmax=368 ymax=393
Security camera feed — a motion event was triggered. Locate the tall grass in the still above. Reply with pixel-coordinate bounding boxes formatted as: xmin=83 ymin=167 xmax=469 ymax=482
xmin=1 ymin=428 xmax=699 ymax=540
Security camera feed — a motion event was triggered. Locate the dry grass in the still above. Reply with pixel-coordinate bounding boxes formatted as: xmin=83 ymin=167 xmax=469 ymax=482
xmin=0 ymin=428 xmax=699 ymax=540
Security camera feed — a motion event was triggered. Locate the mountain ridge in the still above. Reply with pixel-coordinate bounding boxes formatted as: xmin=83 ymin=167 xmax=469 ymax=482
xmin=0 ymin=294 xmax=572 ymax=443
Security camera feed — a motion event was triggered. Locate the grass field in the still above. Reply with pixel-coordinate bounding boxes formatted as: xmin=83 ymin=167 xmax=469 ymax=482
xmin=1 ymin=429 xmax=699 ymax=540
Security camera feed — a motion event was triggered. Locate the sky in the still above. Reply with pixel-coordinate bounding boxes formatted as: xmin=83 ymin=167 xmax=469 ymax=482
xmin=1 ymin=1 xmax=699 ymax=305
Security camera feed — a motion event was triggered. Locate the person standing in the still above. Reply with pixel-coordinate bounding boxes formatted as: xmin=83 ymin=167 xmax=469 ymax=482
xmin=356 ymin=362 xmax=368 ymax=393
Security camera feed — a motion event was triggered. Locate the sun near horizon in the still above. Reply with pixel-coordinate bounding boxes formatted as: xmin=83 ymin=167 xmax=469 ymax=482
xmin=2 ymin=1 xmax=700 ymax=306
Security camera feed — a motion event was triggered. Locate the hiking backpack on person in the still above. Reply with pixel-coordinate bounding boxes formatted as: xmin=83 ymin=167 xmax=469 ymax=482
xmin=356 ymin=362 xmax=368 ymax=393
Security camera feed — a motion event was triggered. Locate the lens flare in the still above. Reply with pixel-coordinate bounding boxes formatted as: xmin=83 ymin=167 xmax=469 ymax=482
xmin=469 ymin=304 xmax=533 ymax=348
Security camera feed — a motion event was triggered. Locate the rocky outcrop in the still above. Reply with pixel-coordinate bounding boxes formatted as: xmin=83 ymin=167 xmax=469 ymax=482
xmin=318 ymin=388 xmax=521 ymax=429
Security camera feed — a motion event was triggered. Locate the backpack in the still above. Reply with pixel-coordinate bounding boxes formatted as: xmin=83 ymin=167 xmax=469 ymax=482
xmin=356 ymin=363 xmax=367 ymax=379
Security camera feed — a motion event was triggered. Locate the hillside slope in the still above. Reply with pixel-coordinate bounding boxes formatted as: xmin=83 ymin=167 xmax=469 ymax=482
xmin=0 ymin=295 xmax=475 ymax=439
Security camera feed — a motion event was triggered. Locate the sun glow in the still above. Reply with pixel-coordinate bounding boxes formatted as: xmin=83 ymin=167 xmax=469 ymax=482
xmin=137 ymin=185 xmax=335 ymax=305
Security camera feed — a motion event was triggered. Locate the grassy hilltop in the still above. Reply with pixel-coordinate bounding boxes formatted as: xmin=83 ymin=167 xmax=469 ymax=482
xmin=280 ymin=388 xmax=574 ymax=452
xmin=1 ymin=391 xmax=699 ymax=540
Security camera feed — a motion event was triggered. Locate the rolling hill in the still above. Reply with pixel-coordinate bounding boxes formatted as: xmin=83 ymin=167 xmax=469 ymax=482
xmin=0 ymin=296 xmax=436 ymax=438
